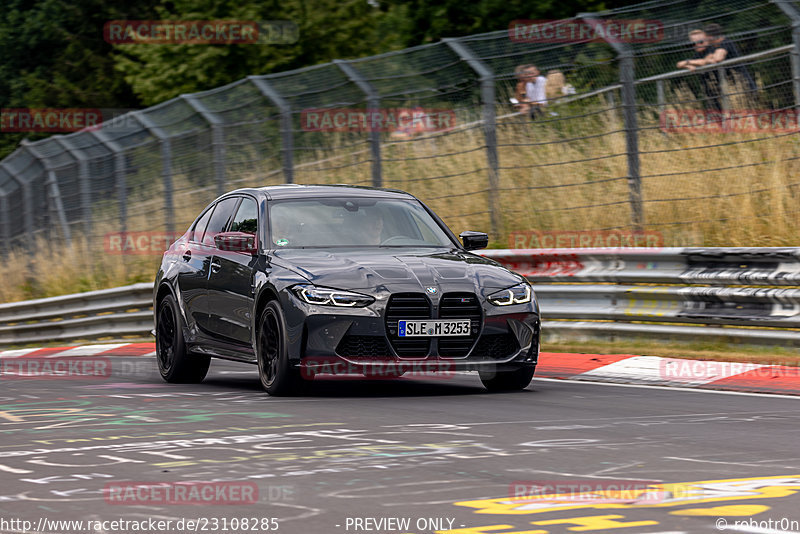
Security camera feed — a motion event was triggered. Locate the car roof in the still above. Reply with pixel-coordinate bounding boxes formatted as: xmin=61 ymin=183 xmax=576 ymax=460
xmin=223 ymin=184 xmax=416 ymax=201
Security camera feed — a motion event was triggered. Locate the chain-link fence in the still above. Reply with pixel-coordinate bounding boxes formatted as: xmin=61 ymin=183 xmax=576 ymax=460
xmin=2 ymin=0 xmax=800 ymax=260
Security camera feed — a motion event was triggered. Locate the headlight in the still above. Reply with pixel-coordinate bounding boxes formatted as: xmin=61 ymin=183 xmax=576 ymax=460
xmin=488 ymin=283 xmax=532 ymax=306
xmin=292 ymin=284 xmax=374 ymax=307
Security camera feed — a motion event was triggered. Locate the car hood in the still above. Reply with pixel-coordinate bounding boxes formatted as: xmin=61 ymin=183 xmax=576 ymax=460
xmin=271 ymin=248 xmax=525 ymax=294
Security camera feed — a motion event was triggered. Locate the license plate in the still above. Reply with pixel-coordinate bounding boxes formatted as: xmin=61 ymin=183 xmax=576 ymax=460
xmin=398 ymin=319 xmax=471 ymax=337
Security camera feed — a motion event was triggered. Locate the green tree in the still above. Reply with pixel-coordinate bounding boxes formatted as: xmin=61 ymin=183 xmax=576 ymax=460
xmin=0 ymin=0 xmax=160 ymax=157
xmin=112 ymin=0 xmax=412 ymax=106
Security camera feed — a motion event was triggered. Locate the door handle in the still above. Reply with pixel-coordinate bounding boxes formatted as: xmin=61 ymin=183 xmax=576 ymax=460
xmin=182 ymin=250 xmax=191 ymax=262
xmin=210 ymin=260 xmax=221 ymax=273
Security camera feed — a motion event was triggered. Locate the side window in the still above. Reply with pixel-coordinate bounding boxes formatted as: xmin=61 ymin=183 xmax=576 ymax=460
xmin=203 ymin=197 xmax=239 ymax=246
xmin=229 ymin=197 xmax=258 ymax=235
xmin=191 ymin=206 xmax=214 ymax=243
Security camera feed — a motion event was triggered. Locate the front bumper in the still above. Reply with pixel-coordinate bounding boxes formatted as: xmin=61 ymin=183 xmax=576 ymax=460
xmin=282 ymin=290 xmax=540 ymax=372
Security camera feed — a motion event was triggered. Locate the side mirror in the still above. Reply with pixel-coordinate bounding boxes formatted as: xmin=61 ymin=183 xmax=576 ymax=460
xmin=214 ymin=232 xmax=258 ymax=254
xmin=459 ymin=231 xmax=489 ymax=251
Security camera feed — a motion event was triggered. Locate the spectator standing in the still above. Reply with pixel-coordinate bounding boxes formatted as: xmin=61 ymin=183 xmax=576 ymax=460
xmin=676 ymin=29 xmax=721 ymax=110
xmin=703 ymin=23 xmax=757 ymax=94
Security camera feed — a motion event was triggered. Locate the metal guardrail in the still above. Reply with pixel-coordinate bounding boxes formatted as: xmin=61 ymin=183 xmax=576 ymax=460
xmin=485 ymin=247 xmax=800 ymax=346
xmin=0 ymin=283 xmax=153 ymax=346
xmin=2 ymin=248 xmax=800 ymax=347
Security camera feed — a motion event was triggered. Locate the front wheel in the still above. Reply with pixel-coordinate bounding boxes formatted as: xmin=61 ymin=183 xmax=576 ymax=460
xmin=257 ymin=300 xmax=304 ymax=396
xmin=479 ymin=365 xmax=535 ymax=392
xmin=156 ymin=294 xmax=210 ymax=383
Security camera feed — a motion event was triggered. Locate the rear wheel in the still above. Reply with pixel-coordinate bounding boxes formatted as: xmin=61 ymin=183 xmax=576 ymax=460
xmin=257 ymin=300 xmax=304 ymax=396
xmin=479 ymin=365 xmax=535 ymax=392
xmin=156 ymin=294 xmax=210 ymax=383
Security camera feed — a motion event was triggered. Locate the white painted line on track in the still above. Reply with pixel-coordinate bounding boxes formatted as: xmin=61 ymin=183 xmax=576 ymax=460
xmin=533 ymin=377 xmax=800 ymax=400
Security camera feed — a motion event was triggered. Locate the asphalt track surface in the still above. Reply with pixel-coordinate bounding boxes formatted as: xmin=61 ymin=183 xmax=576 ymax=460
xmin=2 ymin=356 xmax=800 ymax=534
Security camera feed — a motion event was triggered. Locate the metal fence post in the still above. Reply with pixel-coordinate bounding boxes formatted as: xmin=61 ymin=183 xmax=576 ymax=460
xmin=90 ymin=130 xmax=127 ymax=235
xmin=180 ymin=95 xmax=227 ymax=197
xmin=54 ymin=136 xmax=93 ymax=239
xmin=132 ymin=112 xmax=175 ymax=233
xmin=581 ymin=13 xmax=644 ymax=230
xmin=0 ymin=186 xmax=9 ymax=255
xmin=656 ymin=79 xmax=665 ymax=114
xmin=444 ymin=38 xmax=502 ymax=241
xmin=248 ymin=76 xmax=294 ymax=184
xmin=771 ymin=0 xmax=800 ymax=112
xmin=334 ymin=60 xmax=382 ymax=188
xmin=21 ymin=143 xmax=72 ymax=246
xmin=1 ymin=160 xmax=35 ymax=254
xmin=717 ymin=66 xmax=729 ymax=110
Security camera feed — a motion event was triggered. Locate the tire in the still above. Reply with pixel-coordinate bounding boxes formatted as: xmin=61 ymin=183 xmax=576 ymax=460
xmin=156 ymin=294 xmax=210 ymax=383
xmin=479 ymin=365 xmax=535 ymax=392
xmin=257 ymin=300 xmax=304 ymax=396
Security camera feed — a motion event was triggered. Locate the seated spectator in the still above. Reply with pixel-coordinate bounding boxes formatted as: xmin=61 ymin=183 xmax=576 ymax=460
xmin=513 ymin=65 xmax=531 ymax=112
xmin=545 ymin=70 xmax=576 ymax=100
xmin=513 ymin=64 xmax=547 ymax=119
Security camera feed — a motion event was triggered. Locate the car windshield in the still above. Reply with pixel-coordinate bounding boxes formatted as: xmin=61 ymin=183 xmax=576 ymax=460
xmin=268 ymin=197 xmax=455 ymax=248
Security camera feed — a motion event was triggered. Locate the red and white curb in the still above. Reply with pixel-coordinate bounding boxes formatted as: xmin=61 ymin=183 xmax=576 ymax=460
xmin=536 ymin=353 xmax=800 ymax=395
xmin=1 ymin=344 xmax=798 ymax=395
xmin=0 ymin=343 xmax=156 ymax=359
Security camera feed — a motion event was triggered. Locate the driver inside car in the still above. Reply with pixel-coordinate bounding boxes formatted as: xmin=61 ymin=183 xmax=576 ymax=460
xmin=360 ymin=212 xmax=385 ymax=245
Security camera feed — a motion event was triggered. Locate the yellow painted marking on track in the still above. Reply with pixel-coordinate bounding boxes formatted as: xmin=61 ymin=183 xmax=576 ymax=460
xmin=531 ymin=514 xmax=658 ymax=531
xmin=436 ymin=526 xmax=547 ymax=534
xmin=670 ymin=504 xmax=770 ymax=516
xmin=454 ymin=475 xmax=800 ymax=515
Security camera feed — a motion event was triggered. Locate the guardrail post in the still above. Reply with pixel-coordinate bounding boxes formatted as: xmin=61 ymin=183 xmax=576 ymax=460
xmin=581 ymin=13 xmax=644 ymax=230
xmin=334 ymin=60 xmax=382 ymax=188
xmin=21 ymin=143 xmax=72 ymax=246
xmin=444 ymin=38 xmax=503 ymax=241
xmin=771 ymin=0 xmax=800 ymax=112
xmin=180 ymin=95 xmax=226 ymax=197
xmin=249 ymin=76 xmax=294 ymax=184
xmin=54 ymin=136 xmax=93 ymax=239
xmin=90 ymin=130 xmax=127 ymax=235
xmin=132 ymin=112 xmax=175 ymax=233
